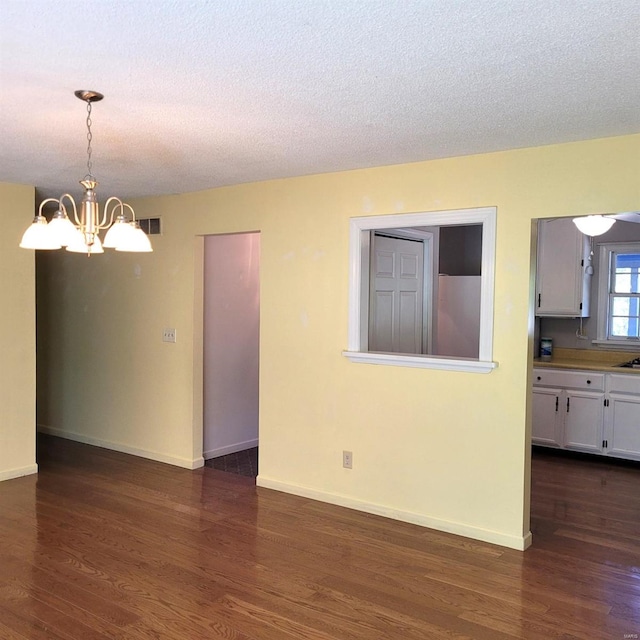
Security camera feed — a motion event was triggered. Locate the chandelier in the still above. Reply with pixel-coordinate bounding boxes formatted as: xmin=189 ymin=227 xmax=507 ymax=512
xmin=19 ymin=90 xmax=152 ymax=255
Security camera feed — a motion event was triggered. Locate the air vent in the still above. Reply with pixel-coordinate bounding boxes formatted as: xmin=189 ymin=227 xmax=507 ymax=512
xmin=137 ymin=217 xmax=162 ymax=235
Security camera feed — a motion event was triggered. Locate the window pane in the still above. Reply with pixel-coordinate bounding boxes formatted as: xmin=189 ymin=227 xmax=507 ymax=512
xmin=615 ymin=270 xmax=632 ymax=293
xmin=613 ymin=254 xmax=640 ymax=294
xmin=610 ymin=294 xmax=640 ymax=338
xmin=611 ymin=318 xmax=640 ymax=338
xmin=611 ymin=317 xmax=631 ymax=337
xmin=613 ymin=297 xmax=631 ymax=315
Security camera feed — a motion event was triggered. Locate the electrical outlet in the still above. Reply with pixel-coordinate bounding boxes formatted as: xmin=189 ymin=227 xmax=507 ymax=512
xmin=342 ymin=450 xmax=353 ymax=469
xmin=162 ymin=328 xmax=176 ymax=343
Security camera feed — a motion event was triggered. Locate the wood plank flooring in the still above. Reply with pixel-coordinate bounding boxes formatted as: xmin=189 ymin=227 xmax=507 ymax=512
xmin=0 ymin=436 xmax=638 ymax=639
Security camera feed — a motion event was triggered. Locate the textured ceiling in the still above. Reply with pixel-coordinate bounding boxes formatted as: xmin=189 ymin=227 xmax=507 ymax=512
xmin=1 ymin=0 xmax=639 ymax=205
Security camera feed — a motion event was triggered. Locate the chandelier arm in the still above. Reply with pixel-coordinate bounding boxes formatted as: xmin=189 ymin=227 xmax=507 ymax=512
xmin=122 ymin=203 xmax=137 ymax=222
xmin=59 ymin=194 xmax=80 ymax=225
xmin=38 ymin=198 xmax=63 ymax=217
xmin=103 ymin=196 xmax=125 ymax=228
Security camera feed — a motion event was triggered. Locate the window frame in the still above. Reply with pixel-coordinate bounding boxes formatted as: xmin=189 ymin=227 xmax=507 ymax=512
xmin=596 ymin=242 xmax=640 ymax=346
xmin=342 ymin=207 xmax=498 ymax=373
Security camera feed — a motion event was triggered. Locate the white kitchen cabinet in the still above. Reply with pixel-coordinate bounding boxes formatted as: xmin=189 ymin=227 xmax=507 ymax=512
xmin=606 ymin=395 xmax=640 ymax=461
xmin=531 ymin=387 xmax=563 ymax=447
xmin=535 ymin=218 xmax=591 ymax=317
xmin=563 ymin=391 xmax=604 ymax=453
xmin=532 ymin=368 xmax=605 ymax=452
xmin=604 ymin=373 xmax=640 ymax=461
xmin=533 ymin=368 xmax=640 ymax=461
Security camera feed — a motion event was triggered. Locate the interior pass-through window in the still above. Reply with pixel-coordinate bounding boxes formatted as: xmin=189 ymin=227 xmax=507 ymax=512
xmin=343 ymin=207 xmax=498 ymax=373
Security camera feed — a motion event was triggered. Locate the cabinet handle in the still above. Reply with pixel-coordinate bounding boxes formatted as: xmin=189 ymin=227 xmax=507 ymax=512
xmin=537 ymin=293 xmax=541 ymax=308
xmin=587 ymin=380 xmax=591 ymax=384
xmin=537 ymin=376 xmax=541 ymax=381
xmin=555 ymin=397 xmax=559 ymax=412
xmin=566 ymin=397 xmax=570 ymax=412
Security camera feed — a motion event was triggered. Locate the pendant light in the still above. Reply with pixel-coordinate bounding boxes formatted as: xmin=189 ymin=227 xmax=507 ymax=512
xmin=572 ymin=215 xmax=615 ymax=237
xmin=19 ymin=91 xmax=152 ymax=255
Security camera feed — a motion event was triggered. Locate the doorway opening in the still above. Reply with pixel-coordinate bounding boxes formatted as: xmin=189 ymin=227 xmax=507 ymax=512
xmin=529 ymin=212 xmax=640 ymax=552
xmin=202 ymin=232 xmax=260 ymax=478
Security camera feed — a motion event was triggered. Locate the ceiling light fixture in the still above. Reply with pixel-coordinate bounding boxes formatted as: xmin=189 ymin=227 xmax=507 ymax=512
xmin=572 ymin=215 xmax=615 ymax=237
xmin=19 ymin=90 xmax=152 ymax=255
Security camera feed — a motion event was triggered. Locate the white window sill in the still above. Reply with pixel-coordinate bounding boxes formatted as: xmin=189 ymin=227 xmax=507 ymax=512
xmin=592 ymin=339 xmax=640 ymax=351
xmin=342 ymin=351 xmax=498 ymax=373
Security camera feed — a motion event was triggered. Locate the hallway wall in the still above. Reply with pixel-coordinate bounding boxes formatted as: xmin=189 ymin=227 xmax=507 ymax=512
xmin=0 ymin=182 xmax=37 ymax=481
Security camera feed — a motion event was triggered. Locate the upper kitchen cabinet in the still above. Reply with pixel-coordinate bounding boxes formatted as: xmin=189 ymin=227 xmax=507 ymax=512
xmin=536 ymin=217 xmax=591 ymax=317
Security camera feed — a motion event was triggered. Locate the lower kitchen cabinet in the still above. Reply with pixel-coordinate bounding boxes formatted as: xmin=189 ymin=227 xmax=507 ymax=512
xmin=604 ymin=373 xmax=640 ymax=462
xmin=563 ymin=391 xmax=604 ymax=453
xmin=531 ymin=387 xmax=563 ymax=447
xmin=533 ymin=367 xmax=640 ymax=461
xmin=531 ymin=386 xmax=604 ymax=453
xmin=607 ymin=395 xmax=640 ymax=460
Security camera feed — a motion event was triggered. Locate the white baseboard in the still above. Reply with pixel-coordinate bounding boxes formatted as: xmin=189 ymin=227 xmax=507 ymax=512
xmin=203 ymin=438 xmax=258 ymax=460
xmin=38 ymin=425 xmax=204 ymax=470
xmin=0 ymin=464 xmax=38 ymax=482
xmin=256 ymin=477 xmax=532 ymax=551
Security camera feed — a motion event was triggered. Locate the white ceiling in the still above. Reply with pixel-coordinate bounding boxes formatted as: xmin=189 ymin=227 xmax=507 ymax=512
xmin=1 ymin=0 xmax=639 ymax=205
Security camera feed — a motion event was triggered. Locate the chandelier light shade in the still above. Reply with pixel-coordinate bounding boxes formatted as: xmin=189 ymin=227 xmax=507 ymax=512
xmin=47 ymin=208 xmax=84 ymax=247
xmin=102 ymin=214 xmax=152 ymax=252
xmin=66 ymin=233 xmax=105 ymax=254
xmin=115 ymin=223 xmax=153 ymax=252
xmin=19 ymin=90 xmax=153 ymax=255
xmin=572 ymin=215 xmax=616 ymax=237
xmin=18 ymin=214 xmax=63 ymax=250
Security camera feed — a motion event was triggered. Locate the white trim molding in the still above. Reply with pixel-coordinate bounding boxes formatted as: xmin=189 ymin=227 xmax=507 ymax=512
xmin=203 ymin=438 xmax=259 ymax=460
xmin=596 ymin=241 xmax=640 ymax=347
xmin=0 ymin=464 xmax=38 ymax=482
xmin=344 ymin=206 xmax=498 ymax=373
xmin=342 ymin=350 xmax=497 ymax=373
xmin=257 ymin=476 xmax=531 ymax=551
xmin=37 ymin=425 xmax=204 ymax=470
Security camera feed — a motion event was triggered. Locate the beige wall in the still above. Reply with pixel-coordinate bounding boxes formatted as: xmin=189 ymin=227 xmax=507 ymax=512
xmin=0 ymin=182 xmax=37 ymax=481
xmin=36 ymin=135 xmax=640 ymax=548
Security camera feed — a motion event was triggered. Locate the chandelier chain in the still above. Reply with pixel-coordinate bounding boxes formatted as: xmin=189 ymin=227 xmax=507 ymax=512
xmin=85 ymin=100 xmax=94 ymax=178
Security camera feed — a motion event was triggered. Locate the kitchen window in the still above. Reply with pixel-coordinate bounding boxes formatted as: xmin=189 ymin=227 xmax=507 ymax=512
xmin=596 ymin=242 xmax=640 ymax=345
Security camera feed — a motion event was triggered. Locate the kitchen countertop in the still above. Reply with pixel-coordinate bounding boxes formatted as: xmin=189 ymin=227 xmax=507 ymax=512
xmin=533 ymin=347 xmax=640 ymax=373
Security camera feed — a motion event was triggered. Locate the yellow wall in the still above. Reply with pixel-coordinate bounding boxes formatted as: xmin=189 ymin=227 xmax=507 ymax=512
xmin=36 ymin=135 xmax=640 ymax=548
xmin=0 ymin=182 xmax=37 ymax=481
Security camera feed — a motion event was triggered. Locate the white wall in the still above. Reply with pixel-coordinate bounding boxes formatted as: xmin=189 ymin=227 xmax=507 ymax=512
xmin=436 ymin=275 xmax=481 ymax=358
xmin=203 ymin=233 xmax=260 ymax=458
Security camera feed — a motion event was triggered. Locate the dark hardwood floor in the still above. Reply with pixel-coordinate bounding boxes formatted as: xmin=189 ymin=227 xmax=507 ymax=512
xmin=0 ymin=436 xmax=638 ymax=639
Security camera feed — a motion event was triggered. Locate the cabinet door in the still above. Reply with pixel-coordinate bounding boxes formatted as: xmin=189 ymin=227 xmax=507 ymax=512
xmin=536 ymin=218 xmax=589 ymax=317
xmin=563 ymin=391 xmax=604 ymax=453
xmin=532 ymin=388 xmax=562 ymax=447
xmin=605 ymin=394 xmax=640 ymax=461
